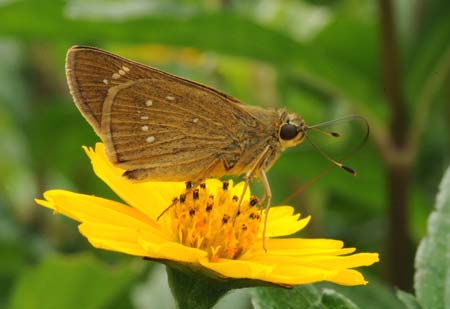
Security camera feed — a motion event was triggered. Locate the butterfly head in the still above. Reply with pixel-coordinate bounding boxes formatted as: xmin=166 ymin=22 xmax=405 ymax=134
xmin=278 ymin=112 xmax=307 ymax=150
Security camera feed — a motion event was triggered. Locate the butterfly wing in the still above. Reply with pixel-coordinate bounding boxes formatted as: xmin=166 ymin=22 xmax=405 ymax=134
xmin=66 ymin=46 xmax=266 ymax=180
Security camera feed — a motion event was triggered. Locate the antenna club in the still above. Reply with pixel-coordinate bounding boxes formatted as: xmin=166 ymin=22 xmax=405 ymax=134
xmin=342 ymin=165 xmax=357 ymax=176
xmin=331 ymin=132 xmax=340 ymax=137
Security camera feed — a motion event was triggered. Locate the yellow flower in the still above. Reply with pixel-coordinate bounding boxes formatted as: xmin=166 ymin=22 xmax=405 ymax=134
xmin=35 ymin=143 xmax=378 ymax=286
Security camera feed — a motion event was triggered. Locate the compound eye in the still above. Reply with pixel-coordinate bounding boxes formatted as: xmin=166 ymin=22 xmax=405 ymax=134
xmin=280 ymin=123 xmax=298 ymax=140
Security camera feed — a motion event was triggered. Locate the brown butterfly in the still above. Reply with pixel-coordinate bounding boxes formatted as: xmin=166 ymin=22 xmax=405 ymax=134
xmin=66 ymin=46 xmax=355 ymax=248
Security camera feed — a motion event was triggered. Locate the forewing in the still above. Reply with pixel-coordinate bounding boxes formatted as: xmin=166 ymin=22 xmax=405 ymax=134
xmin=66 ymin=46 xmax=263 ymax=172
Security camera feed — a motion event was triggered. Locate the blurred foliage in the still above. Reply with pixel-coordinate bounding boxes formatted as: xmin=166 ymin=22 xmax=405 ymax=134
xmin=9 ymin=254 xmax=143 ymax=309
xmin=252 ymin=284 xmax=359 ymax=309
xmin=0 ymin=0 xmax=449 ymax=308
xmin=414 ymin=165 xmax=450 ymax=309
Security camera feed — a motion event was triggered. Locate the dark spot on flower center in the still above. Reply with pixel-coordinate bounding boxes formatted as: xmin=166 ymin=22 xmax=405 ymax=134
xmin=200 ymin=183 xmax=206 ymax=189
xmin=222 ymin=181 xmax=229 ymax=190
xmin=250 ymin=196 xmax=259 ymax=206
xmin=185 ymin=181 xmax=192 ymax=189
xmin=189 ymin=208 xmax=196 ymax=216
xmin=222 ymin=214 xmax=230 ymax=224
xmin=193 ymin=189 xmax=199 ymax=200
xmin=206 ymin=202 xmax=213 ymax=212
xmin=179 ymin=194 xmax=186 ymax=203
xmin=232 ymin=195 xmax=238 ymax=202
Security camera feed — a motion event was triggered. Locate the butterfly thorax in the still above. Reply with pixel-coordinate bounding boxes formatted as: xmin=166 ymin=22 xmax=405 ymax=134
xmin=216 ymin=105 xmax=282 ymax=177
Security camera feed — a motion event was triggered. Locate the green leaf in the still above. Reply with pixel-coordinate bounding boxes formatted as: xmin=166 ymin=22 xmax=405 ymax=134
xmin=252 ymin=285 xmax=322 ymax=309
xmin=252 ymin=285 xmax=360 ymax=309
xmin=320 ymin=289 xmax=359 ymax=309
xmin=9 ymin=254 xmax=142 ymax=309
xmin=317 ymin=274 xmax=404 ymax=309
xmin=396 ymin=289 xmax=421 ymax=309
xmin=414 ymin=165 xmax=450 ymax=309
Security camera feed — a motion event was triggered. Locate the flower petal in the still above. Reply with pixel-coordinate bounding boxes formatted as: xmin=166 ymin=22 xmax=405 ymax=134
xmin=262 ymin=206 xmax=310 ymax=237
xmin=265 ymin=238 xmax=345 ymax=250
xmin=231 ymin=181 xmax=250 ymax=201
xmin=138 ymin=238 xmax=207 ymax=263
xmin=248 ymin=247 xmax=356 ymax=258
xmin=208 ymin=258 xmax=370 ymax=285
xmin=263 ymin=263 xmax=341 ymax=285
xmin=200 ymin=258 xmax=343 ymax=285
xmin=79 ymin=222 xmax=167 ymax=245
xmin=84 ymin=143 xmax=185 ymax=220
xmin=79 ymin=223 xmax=150 ymax=256
xmin=324 ymin=269 xmax=369 ymax=285
xmin=244 ymin=251 xmax=379 ymax=269
xmin=199 ymin=257 xmax=275 ymax=280
xmin=36 ymin=190 xmax=166 ymax=240
xmin=291 ymin=253 xmax=380 ymax=269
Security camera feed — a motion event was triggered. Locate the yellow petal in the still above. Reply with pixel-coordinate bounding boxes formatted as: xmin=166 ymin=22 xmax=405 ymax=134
xmin=325 ymin=269 xmax=369 ymax=286
xmin=85 ymin=237 xmax=148 ymax=256
xmin=201 ymin=258 xmax=334 ymax=285
xmin=231 ymin=181 xmax=250 ymax=201
xmin=35 ymin=198 xmax=54 ymax=210
xmin=84 ymin=143 xmax=185 ymax=220
xmin=138 ymin=238 xmax=207 ymax=263
xmin=264 ymin=263 xmax=329 ymax=285
xmin=247 ymin=247 xmax=356 ymax=259
xmin=238 ymin=250 xmax=378 ymax=285
xmin=265 ymin=238 xmax=345 ymax=250
xmin=199 ymin=257 xmax=275 ymax=280
xmin=258 ymin=261 xmax=368 ymax=285
xmin=78 ymin=223 xmax=148 ymax=256
xmin=37 ymin=190 xmax=165 ymax=238
xmin=261 ymin=206 xmax=310 ymax=237
xmin=79 ymin=222 xmax=168 ymax=244
xmin=202 ymin=255 xmax=371 ymax=285
xmin=292 ymin=253 xmax=380 ymax=269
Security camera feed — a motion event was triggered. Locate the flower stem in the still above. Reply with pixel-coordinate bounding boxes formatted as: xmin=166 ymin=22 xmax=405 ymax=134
xmin=166 ymin=264 xmax=232 ymax=309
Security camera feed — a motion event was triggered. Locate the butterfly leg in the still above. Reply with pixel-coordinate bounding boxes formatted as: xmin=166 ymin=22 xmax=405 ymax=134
xmin=258 ymin=168 xmax=272 ymax=252
xmin=233 ymin=145 xmax=272 ymax=223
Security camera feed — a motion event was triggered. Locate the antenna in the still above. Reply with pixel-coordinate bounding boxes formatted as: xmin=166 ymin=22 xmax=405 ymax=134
xmin=308 ymin=115 xmax=366 ymax=129
xmin=305 ymin=134 xmax=357 ymax=176
xmin=311 ymin=127 xmax=341 ymax=138
xmin=281 ymin=115 xmax=369 ymax=204
xmin=307 ymin=114 xmax=370 ymax=165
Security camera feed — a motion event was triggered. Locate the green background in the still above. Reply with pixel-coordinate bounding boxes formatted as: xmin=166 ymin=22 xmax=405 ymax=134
xmin=0 ymin=0 xmax=449 ymax=308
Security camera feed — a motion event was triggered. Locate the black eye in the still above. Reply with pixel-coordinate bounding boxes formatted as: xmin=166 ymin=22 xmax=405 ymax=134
xmin=280 ymin=123 xmax=298 ymax=140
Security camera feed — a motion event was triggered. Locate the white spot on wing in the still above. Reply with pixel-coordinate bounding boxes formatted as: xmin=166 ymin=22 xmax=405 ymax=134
xmin=141 ymin=125 xmax=149 ymax=131
xmin=140 ymin=116 xmax=149 ymax=120
xmin=103 ymin=79 xmax=108 ymax=85
xmin=119 ymin=69 xmax=126 ymax=75
xmin=193 ymin=118 xmax=199 ymax=123
xmin=112 ymin=73 xmax=120 ymax=79
xmin=146 ymin=136 xmax=155 ymax=143
xmin=145 ymin=100 xmax=153 ymax=106
xmin=166 ymin=95 xmax=175 ymax=101
xmin=122 ymin=66 xmax=130 ymax=72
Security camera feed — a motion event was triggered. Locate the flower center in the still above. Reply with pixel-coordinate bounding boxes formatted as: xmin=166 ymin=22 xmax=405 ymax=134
xmin=164 ymin=181 xmax=261 ymax=261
